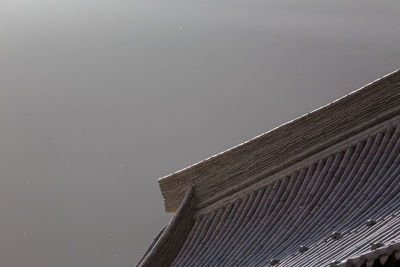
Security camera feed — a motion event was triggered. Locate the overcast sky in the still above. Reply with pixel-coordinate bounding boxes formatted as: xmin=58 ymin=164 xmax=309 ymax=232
xmin=1 ymin=1 xmax=399 ymax=266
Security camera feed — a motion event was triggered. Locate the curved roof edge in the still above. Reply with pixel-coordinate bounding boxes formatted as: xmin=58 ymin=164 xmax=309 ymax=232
xmin=137 ymin=188 xmax=195 ymax=266
xmin=159 ymin=69 xmax=400 ymax=212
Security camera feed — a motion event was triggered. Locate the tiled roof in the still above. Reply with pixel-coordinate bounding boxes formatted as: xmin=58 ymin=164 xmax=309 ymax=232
xmin=169 ymin=125 xmax=400 ymax=266
xmin=138 ymin=69 xmax=400 ymax=266
xmin=159 ymin=69 xmax=400 ymax=213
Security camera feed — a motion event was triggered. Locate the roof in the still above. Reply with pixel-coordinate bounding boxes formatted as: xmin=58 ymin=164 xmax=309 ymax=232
xmin=138 ymin=69 xmax=400 ymax=266
xmin=159 ymin=69 xmax=400 ymax=213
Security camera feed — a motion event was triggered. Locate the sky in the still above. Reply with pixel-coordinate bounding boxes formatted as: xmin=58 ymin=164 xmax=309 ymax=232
xmin=0 ymin=0 xmax=399 ymax=266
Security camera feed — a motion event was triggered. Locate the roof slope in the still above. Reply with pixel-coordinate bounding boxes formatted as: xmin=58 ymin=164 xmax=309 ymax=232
xmin=170 ymin=125 xmax=400 ymax=266
xmin=138 ymin=69 xmax=400 ymax=266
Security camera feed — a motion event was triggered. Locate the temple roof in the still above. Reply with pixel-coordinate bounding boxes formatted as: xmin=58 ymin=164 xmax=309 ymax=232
xmin=159 ymin=69 xmax=400 ymax=214
xmin=138 ymin=69 xmax=400 ymax=266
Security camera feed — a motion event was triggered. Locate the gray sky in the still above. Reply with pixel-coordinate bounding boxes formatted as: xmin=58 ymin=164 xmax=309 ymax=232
xmin=1 ymin=0 xmax=399 ymax=266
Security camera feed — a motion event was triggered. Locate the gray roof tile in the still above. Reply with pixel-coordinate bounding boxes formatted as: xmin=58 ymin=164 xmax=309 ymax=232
xmin=138 ymin=70 xmax=400 ymax=266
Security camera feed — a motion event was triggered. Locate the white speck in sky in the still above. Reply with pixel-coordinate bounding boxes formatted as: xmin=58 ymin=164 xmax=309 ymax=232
xmin=26 ymin=180 xmax=30 ymax=184
xmin=120 ymin=164 xmax=124 ymax=168
xmin=23 ymin=233 xmax=27 ymax=236
xmin=178 ymin=26 xmax=183 ymax=30
xmin=195 ymin=63 xmax=200 ymax=67
xmin=109 ymin=233 xmax=113 ymax=236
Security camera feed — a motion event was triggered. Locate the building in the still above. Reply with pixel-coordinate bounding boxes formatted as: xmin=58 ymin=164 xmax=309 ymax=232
xmin=137 ymin=69 xmax=400 ymax=266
